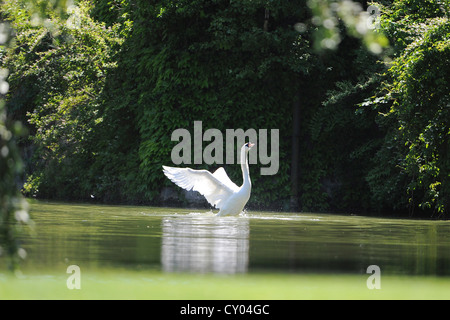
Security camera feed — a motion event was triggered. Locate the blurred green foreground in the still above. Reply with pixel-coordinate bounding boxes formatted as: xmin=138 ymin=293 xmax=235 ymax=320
xmin=2 ymin=270 xmax=450 ymax=300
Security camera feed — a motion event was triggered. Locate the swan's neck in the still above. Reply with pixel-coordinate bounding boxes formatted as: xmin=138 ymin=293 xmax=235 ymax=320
xmin=240 ymin=149 xmax=251 ymax=188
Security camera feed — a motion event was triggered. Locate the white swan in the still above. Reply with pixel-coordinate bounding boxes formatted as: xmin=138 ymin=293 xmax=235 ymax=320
xmin=162 ymin=142 xmax=254 ymax=216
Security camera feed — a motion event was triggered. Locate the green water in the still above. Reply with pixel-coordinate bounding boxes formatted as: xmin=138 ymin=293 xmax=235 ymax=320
xmin=2 ymin=201 xmax=450 ymax=299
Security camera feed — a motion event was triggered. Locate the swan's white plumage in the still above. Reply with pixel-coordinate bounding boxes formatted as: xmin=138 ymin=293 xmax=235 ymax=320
xmin=162 ymin=166 xmax=234 ymax=209
xmin=162 ymin=143 xmax=254 ymax=216
xmin=212 ymin=167 xmax=239 ymax=192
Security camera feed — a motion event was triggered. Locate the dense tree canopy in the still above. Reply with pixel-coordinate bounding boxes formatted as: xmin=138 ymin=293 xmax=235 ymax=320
xmin=1 ymin=0 xmax=449 ymax=217
xmin=365 ymin=0 xmax=450 ymax=216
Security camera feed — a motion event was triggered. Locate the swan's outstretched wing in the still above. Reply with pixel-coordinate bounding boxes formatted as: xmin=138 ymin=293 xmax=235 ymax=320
xmin=162 ymin=166 xmax=234 ymax=209
xmin=212 ymin=167 xmax=239 ymax=192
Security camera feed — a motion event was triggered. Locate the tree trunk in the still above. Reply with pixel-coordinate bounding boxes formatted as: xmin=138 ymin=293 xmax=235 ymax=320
xmin=290 ymin=93 xmax=301 ymax=211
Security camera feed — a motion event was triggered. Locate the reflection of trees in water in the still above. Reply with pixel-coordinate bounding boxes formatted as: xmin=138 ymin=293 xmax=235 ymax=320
xmin=161 ymin=216 xmax=249 ymax=274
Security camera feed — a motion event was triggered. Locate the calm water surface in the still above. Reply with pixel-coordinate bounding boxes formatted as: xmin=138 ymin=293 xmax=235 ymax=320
xmin=10 ymin=201 xmax=450 ymax=276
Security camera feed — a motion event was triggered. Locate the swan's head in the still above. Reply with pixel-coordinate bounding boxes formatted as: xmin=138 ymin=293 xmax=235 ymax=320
xmin=244 ymin=142 xmax=255 ymax=151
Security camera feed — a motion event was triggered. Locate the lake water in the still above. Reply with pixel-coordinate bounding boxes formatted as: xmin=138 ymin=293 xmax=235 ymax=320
xmin=11 ymin=201 xmax=450 ymax=276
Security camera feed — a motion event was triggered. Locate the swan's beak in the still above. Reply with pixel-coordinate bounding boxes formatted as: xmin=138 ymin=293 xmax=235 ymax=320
xmin=248 ymin=142 xmax=255 ymax=148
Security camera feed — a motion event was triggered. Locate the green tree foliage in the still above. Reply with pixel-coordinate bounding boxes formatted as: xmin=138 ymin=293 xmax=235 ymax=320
xmin=0 ymin=15 xmax=29 ymax=269
xmin=92 ymin=0 xmax=312 ymax=207
xmin=3 ymin=0 xmax=128 ymax=200
xmin=2 ymin=0 xmax=449 ymax=217
xmin=364 ymin=0 xmax=450 ymax=216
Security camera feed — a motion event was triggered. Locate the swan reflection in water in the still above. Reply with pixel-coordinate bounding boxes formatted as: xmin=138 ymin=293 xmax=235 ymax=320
xmin=161 ymin=214 xmax=249 ymax=274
